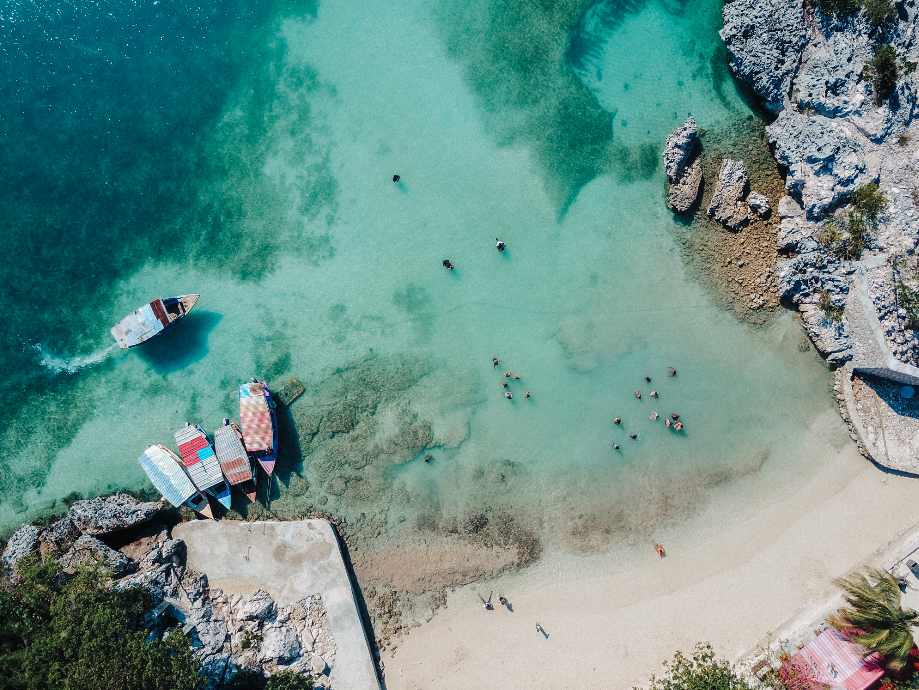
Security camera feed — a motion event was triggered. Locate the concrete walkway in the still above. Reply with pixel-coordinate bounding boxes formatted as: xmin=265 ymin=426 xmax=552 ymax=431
xmin=173 ymin=520 xmax=380 ymax=690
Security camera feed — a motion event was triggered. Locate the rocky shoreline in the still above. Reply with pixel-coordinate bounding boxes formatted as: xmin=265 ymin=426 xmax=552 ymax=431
xmin=1 ymin=495 xmax=339 ymax=689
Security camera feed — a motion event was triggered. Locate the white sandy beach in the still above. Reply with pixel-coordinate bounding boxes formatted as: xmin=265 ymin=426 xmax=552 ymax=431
xmin=384 ymin=441 xmax=919 ymax=689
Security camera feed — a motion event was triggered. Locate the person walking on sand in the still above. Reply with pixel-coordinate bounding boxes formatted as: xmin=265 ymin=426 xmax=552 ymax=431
xmin=443 ymin=259 xmax=454 ymax=270
xmin=499 ymin=595 xmax=508 ymax=607
xmin=536 ymin=623 xmax=544 ymax=634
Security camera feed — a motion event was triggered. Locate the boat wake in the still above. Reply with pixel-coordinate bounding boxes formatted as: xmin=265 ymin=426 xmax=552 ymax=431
xmin=30 ymin=343 xmax=116 ymax=375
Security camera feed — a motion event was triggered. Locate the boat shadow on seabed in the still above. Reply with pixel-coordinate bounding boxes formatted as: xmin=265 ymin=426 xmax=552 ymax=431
xmin=134 ymin=311 xmax=222 ymax=375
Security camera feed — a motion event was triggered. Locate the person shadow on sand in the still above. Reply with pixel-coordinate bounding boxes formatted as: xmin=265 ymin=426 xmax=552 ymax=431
xmin=536 ymin=622 xmax=548 ymax=638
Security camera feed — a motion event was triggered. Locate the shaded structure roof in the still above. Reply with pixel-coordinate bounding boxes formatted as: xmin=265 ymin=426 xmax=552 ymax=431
xmin=781 ymin=629 xmax=883 ymax=690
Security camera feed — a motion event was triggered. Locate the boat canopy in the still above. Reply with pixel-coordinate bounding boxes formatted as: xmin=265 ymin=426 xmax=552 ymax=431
xmin=174 ymin=425 xmax=224 ymax=491
xmin=239 ymin=382 xmax=273 ymax=452
xmin=214 ymin=423 xmax=253 ymax=486
xmin=138 ymin=445 xmax=198 ymax=507
xmin=110 ymin=294 xmax=199 ymax=348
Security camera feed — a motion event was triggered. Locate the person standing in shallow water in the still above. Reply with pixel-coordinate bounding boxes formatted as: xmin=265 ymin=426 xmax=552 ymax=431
xmin=392 ymin=174 xmax=400 ymax=182
xmin=496 ymin=238 xmax=506 ymax=252
xmin=442 ymin=259 xmax=454 ymax=270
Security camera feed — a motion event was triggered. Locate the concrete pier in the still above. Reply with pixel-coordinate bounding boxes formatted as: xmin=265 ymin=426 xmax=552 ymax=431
xmin=173 ymin=519 xmax=380 ymax=690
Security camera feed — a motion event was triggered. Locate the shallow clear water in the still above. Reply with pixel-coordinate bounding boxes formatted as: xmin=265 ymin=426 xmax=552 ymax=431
xmin=0 ymin=0 xmax=852 ymax=575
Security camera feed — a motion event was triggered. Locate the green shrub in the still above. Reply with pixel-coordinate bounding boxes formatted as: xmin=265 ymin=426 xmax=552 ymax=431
xmin=639 ymin=642 xmax=752 ymax=690
xmin=862 ymin=0 xmax=896 ymax=26
xmin=816 ymin=210 xmax=872 ymax=260
xmin=891 ymin=256 xmax=919 ymax=332
xmin=818 ymin=0 xmax=860 ymax=16
xmin=864 ymin=45 xmax=899 ymax=103
xmin=0 ymin=555 xmax=203 ymax=690
xmin=818 ymin=290 xmax=845 ymax=322
xmin=266 ymin=671 xmax=314 ymax=690
xmin=853 ymin=182 xmax=888 ymax=222
xmin=901 ymin=58 xmax=918 ymax=75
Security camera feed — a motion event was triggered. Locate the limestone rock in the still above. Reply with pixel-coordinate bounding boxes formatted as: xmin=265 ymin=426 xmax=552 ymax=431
xmin=776 ymin=195 xmax=813 ymax=251
xmin=59 ymin=534 xmax=137 ymax=576
xmin=707 ymin=159 xmax=749 ymax=228
xmin=38 ymin=515 xmax=81 ymax=556
xmin=800 ymin=303 xmax=852 ymax=363
xmin=747 ymin=191 xmax=771 ymax=217
xmin=663 ymin=117 xmax=697 ymax=182
xmin=161 ymin=538 xmax=183 ymax=560
xmin=261 ymin=627 xmax=301 ymax=664
xmin=68 ymin=493 xmax=161 ymax=536
xmin=720 ymin=0 xmax=807 ymax=113
xmin=237 ymin=589 xmax=276 ymax=621
xmin=310 ymin=653 xmax=329 ymax=676
xmin=2 ymin=524 xmax=42 ymax=571
xmin=667 ymin=159 xmax=702 ymax=213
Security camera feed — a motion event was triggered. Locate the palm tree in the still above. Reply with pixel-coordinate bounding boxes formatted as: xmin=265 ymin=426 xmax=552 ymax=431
xmin=828 ymin=567 xmax=918 ymax=670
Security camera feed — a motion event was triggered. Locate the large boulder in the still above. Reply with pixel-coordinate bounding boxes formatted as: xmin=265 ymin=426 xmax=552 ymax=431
xmin=237 ymin=589 xmax=276 ymax=621
xmin=2 ymin=524 xmax=42 ymax=572
xmin=59 ymin=534 xmax=137 ymax=576
xmin=260 ymin=627 xmax=301 ymax=664
xmin=663 ymin=117 xmax=698 ymax=182
xmin=707 ymin=159 xmax=749 ymax=228
xmin=38 ymin=515 xmax=81 ymax=556
xmin=667 ymin=159 xmax=702 ymax=213
xmin=68 ymin=493 xmax=162 ymax=536
xmin=747 ymin=191 xmax=771 ymax=217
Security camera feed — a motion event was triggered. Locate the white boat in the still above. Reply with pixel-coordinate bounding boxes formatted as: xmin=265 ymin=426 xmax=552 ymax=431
xmin=138 ymin=444 xmax=213 ymax=519
xmin=110 ymin=294 xmax=199 ymax=348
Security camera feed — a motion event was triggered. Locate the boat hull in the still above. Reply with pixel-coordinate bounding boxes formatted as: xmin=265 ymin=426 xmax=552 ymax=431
xmin=111 ymin=294 xmax=199 ymax=348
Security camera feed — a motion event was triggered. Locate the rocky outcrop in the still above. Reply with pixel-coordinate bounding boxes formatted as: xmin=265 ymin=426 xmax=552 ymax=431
xmin=59 ymin=534 xmax=137 ymax=576
xmin=2 ymin=524 xmax=42 ymax=572
xmin=664 ymin=118 xmax=702 ymax=213
xmin=68 ymin=493 xmax=162 ymax=535
xmin=720 ymin=0 xmax=919 ymax=365
xmin=748 ymin=192 xmax=771 ymax=217
xmin=668 ymin=159 xmax=703 ymax=213
xmin=708 ymin=159 xmax=749 ymax=228
xmin=664 ymin=117 xmax=698 ymax=181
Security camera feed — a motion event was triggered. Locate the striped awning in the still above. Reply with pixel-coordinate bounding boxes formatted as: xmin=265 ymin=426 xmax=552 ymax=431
xmin=138 ymin=445 xmax=197 ymax=507
xmin=214 ymin=423 xmax=253 ymax=486
xmin=239 ymin=382 xmax=273 ymax=452
xmin=782 ymin=629 xmax=884 ymax=690
xmin=174 ymin=425 xmax=224 ymax=491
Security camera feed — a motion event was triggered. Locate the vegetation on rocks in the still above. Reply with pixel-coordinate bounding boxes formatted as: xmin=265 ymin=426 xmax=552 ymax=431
xmin=853 ymin=182 xmax=888 ymax=222
xmin=226 ymin=670 xmax=313 ymax=690
xmin=0 ymin=555 xmax=202 ymax=690
xmin=864 ymin=45 xmax=899 ymax=103
xmin=891 ymin=256 xmax=919 ymax=331
xmin=818 ymin=290 xmax=845 ymax=322
xmin=816 ymin=182 xmax=886 ymax=260
xmin=828 ymin=567 xmax=918 ymax=670
xmin=640 ymin=643 xmax=753 ymax=690
xmin=817 ymin=0 xmax=895 ymax=26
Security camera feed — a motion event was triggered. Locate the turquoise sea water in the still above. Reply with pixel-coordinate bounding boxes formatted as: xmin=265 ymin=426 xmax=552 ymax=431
xmin=0 ymin=0 xmax=852 ymax=569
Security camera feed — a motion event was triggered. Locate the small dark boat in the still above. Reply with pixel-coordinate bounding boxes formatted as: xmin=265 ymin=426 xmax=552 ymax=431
xmin=110 ymin=294 xmax=199 ymax=348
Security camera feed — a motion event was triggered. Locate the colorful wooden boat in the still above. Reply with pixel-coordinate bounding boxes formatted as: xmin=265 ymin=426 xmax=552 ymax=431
xmin=110 ymin=294 xmax=199 ymax=348
xmin=214 ymin=419 xmax=257 ymax=502
xmin=174 ymin=423 xmax=232 ymax=509
xmin=138 ymin=444 xmax=213 ymax=519
xmin=239 ymin=379 xmax=278 ymax=476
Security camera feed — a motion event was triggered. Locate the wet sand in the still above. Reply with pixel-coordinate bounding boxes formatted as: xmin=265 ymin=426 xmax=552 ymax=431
xmin=382 ymin=444 xmax=919 ymax=689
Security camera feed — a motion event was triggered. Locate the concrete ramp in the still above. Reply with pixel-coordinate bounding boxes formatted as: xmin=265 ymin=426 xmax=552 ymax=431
xmin=173 ymin=519 xmax=380 ymax=690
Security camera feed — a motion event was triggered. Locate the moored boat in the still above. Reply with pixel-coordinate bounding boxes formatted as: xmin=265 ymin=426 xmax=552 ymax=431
xmin=239 ymin=378 xmax=278 ymax=476
xmin=174 ymin=423 xmax=232 ymax=509
xmin=138 ymin=444 xmax=213 ymax=519
xmin=110 ymin=294 xmax=199 ymax=348
xmin=214 ymin=419 xmax=257 ymax=502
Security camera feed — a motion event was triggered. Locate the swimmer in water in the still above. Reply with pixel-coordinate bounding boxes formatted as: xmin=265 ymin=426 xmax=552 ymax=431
xmin=493 ymin=358 xmax=500 ymax=368
xmin=630 ymin=433 xmax=638 ymax=439
xmin=674 ymin=422 xmax=683 ymax=431
xmin=513 ymin=374 xmax=520 ymax=380
xmin=504 ymin=371 xmax=512 ymax=377
xmin=671 ymin=414 xmax=680 ymax=420
xmin=614 ymin=418 xmax=621 ymax=425
xmin=443 ymin=259 xmax=454 ymax=270
xmin=669 ymin=367 xmax=676 ymax=377
xmin=496 ymin=238 xmax=506 ymax=252
xmin=613 ymin=443 xmax=620 ymax=449
xmin=665 ymin=418 xmax=672 ymax=427
xmin=645 ymin=376 xmax=651 ymax=383
xmin=424 ymin=455 xmax=433 ymax=463
xmin=393 ymin=174 xmax=400 ymax=182
xmin=650 ymin=391 xmax=659 ymax=398
xmin=502 ymin=381 xmax=508 ymax=388
xmin=505 ymin=392 xmax=513 ymax=399
xmin=525 ymin=391 xmax=530 ymax=398
xmin=651 ymin=411 xmax=659 ymax=420
xmin=635 ymin=390 xmax=641 ymax=399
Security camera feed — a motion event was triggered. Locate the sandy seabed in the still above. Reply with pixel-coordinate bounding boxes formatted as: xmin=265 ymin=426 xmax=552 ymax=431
xmin=383 ymin=442 xmax=919 ymax=689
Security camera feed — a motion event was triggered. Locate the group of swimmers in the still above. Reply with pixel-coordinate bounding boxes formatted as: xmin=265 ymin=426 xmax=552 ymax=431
xmin=611 ymin=368 xmax=682 ymax=448
xmin=441 ymin=238 xmax=507 ymax=273
xmin=493 ymin=357 xmax=530 ymax=399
